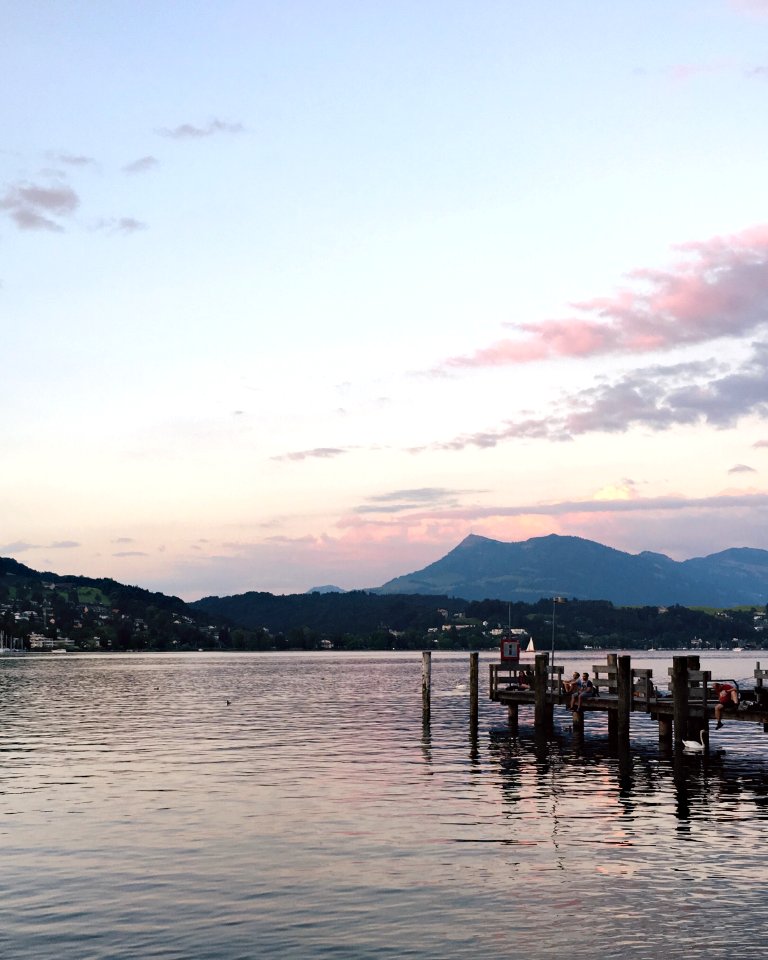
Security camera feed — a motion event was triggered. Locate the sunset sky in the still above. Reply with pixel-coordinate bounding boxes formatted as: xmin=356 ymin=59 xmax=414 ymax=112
xmin=3 ymin=0 xmax=768 ymax=600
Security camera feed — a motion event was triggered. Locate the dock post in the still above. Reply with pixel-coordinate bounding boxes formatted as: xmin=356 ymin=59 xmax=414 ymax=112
xmin=617 ymin=655 xmax=632 ymax=749
xmin=658 ymin=716 xmax=673 ymax=750
xmin=757 ymin=663 xmax=768 ymax=732
xmin=534 ymin=652 xmax=552 ymax=731
xmin=507 ymin=703 xmax=518 ymax=735
xmin=469 ymin=651 xmax=479 ymax=731
xmin=422 ymin=651 xmax=431 ymax=723
xmin=686 ymin=656 xmax=707 ymax=747
xmin=607 ymin=654 xmax=618 ymax=746
xmin=672 ymin=656 xmax=690 ymax=752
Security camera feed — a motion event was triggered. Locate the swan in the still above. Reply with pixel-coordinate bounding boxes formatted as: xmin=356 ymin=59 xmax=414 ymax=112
xmin=681 ymin=730 xmax=706 ymax=752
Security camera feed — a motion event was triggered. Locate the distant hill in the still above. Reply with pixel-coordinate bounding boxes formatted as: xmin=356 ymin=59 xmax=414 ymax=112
xmin=307 ymin=585 xmax=346 ymax=594
xmin=0 ymin=557 xmax=202 ymax=619
xmin=191 ymin=590 xmax=463 ymax=634
xmin=373 ymin=534 xmax=768 ymax=607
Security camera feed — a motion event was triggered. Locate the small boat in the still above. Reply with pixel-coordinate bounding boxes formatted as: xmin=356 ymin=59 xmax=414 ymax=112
xmin=525 ymin=638 xmax=535 ymax=653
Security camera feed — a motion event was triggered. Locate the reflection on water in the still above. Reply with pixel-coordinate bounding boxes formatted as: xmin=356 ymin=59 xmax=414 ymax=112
xmin=0 ymin=651 xmax=765 ymax=959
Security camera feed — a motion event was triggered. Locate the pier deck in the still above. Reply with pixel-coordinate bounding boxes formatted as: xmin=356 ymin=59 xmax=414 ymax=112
xmin=488 ymin=653 xmax=768 ymax=752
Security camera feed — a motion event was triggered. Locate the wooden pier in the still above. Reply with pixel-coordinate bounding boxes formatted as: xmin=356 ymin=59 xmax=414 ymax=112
xmin=487 ymin=652 xmax=768 ymax=755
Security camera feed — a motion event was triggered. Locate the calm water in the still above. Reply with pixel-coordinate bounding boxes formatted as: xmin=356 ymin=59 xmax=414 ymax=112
xmin=0 ymin=650 xmax=766 ymax=959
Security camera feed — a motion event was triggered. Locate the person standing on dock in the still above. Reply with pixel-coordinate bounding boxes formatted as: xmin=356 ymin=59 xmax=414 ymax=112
xmin=713 ymin=682 xmax=739 ymax=729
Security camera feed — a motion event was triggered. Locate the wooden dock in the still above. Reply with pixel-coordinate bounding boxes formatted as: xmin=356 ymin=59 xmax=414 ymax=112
xmin=487 ymin=652 xmax=768 ymax=754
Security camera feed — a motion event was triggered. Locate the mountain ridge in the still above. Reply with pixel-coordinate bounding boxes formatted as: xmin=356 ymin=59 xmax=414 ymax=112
xmin=373 ymin=533 xmax=768 ymax=606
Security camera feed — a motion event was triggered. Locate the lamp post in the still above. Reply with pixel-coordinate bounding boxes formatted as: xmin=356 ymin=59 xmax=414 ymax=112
xmin=550 ymin=596 xmax=566 ymax=693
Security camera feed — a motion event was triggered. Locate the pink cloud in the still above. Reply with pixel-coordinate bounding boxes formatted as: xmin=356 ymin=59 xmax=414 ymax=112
xmin=668 ymin=63 xmax=730 ymax=83
xmin=730 ymin=0 xmax=768 ymax=15
xmin=272 ymin=447 xmax=349 ymax=462
xmin=443 ymin=225 xmax=768 ymax=370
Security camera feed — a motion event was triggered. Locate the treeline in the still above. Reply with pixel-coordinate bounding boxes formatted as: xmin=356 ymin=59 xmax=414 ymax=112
xmin=194 ymin=592 xmax=768 ymax=651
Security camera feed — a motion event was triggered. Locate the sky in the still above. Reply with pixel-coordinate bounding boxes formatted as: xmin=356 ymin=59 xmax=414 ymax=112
xmin=3 ymin=0 xmax=768 ymax=600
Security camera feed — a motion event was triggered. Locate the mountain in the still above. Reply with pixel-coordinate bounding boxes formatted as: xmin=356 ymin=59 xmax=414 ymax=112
xmin=307 ymin=585 xmax=346 ymax=594
xmin=373 ymin=534 xmax=768 ymax=607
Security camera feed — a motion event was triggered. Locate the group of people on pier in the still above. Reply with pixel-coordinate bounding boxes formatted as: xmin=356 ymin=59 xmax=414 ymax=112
xmin=509 ymin=663 xmax=742 ymax=729
xmin=564 ymin=671 xmax=597 ymax=711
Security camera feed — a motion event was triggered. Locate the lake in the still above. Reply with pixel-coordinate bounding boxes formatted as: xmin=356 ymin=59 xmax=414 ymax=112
xmin=0 ymin=650 xmax=766 ymax=959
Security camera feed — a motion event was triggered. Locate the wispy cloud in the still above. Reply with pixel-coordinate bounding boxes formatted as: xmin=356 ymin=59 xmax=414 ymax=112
xmin=0 ymin=540 xmax=37 ymax=553
xmin=94 ymin=216 xmax=148 ymax=235
xmin=754 ymin=439 xmax=768 ymax=448
xmin=728 ymin=463 xmax=757 ymax=473
xmin=0 ymin=181 xmax=79 ymax=231
xmin=441 ymin=225 xmax=768 ymax=371
xmin=53 ymin=152 xmax=96 ymax=166
xmin=427 ymin=343 xmax=768 ymax=450
xmin=0 ymin=539 xmax=79 ymax=553
xmin=357 ymin=487 xmax=482 ymax=514
xmin=272 ymin=447 xmax=348 ymax=462
xmin=112 ymin=550 xmax=149 ymax=558
xmin=730 ymin=0 xmax=768 ymax=15
xmin=668 ymin=63 xmax=730 ymax=82
xmin=157 ymin=119 xmax=244 ymax=140
xmin=122 ymin=155 xmax=158 ymax=174
xmin=343 ymin=490 xmax=768 ymax=524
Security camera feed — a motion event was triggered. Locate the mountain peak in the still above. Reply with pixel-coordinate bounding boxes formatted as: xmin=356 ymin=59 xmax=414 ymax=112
xmin=375 ymin=534 xmax=768 ymax=606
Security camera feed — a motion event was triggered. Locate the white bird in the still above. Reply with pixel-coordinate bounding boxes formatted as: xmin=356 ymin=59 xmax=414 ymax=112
xmin=681 ymin=730 xmax=706 ymax=752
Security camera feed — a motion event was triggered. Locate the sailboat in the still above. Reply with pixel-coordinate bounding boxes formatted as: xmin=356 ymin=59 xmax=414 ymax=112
xmin=525 ymin=637 xmax=535 ymax=653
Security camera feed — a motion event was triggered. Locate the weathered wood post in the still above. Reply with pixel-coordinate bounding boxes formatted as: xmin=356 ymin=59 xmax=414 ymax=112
xmin=422 ymin=650 xmax=431 ymax=723
xmin=658 ymin=715 xmax=673 ymax=750
xmin=469 ymin=651 xmax=479 ymax=731
xmin=607 ymin=653 xmax=618 ymax=745
xmin=507 ymin=703 xmax=518 ymax=735
xmin=756 ymin=663 xmax=768 ymax=732
xmin=534 ymin=652 xmax=552 ymax=731
xmin=617 ymin=654 xmax=632 ymax=749
xmin=672 ymin=655 xmax=690 ymax=752
xmin=686 ymin=656 xmax=707 ymax=748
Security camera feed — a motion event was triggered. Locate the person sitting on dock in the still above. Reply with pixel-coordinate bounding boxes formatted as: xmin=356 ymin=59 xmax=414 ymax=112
xmin=713 ymin=682 xmax=739 ymax=729
xmin=570 ymin=672 xmax=596 ymax=711
xmin=563 ymin=671 xmax=580 ymax=694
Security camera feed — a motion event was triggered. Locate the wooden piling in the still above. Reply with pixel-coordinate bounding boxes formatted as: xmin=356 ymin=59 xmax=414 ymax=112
xmin=508 ymin=703 xmax=518 ymax=735
xmin=672 ymin=656 xmax=690 ymax=751
xmin=534 ymin=652 xmax=552 ymax=731
xmin=469 ymin=651 xmax=479 ymax=729
xmin=617 ymin=655 xmax=632 ymax=748
xmin=422 ymin=651 xmax=431 ymax=723
xmin=658 ymin=715 xmax=673 ymax=750
xmin=607 ymin=654 xmax=618 ymax=745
